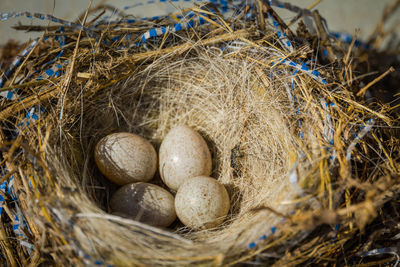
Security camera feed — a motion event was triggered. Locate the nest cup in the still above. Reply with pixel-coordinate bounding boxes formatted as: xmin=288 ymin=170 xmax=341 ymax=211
xmin=36 ymin=41 xmax=332 ymax=265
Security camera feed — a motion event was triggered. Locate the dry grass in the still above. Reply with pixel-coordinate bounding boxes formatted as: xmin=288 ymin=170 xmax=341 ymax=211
xmin=0 ymin=1 xmax=399 ymax=266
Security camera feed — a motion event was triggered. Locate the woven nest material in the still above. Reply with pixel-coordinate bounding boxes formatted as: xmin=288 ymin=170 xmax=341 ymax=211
xmin=0 ymin=1 xmax=399 ymax=266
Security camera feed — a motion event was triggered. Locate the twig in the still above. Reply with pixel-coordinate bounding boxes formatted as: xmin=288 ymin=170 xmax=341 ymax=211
xmin=86 ymin=9 xmax=106 ymax=27
xmin=256 ymin=0 xmax=265 ymax=31
xmin=368 ymin=0 xmax=400 ymax=47
xmin=58 ymin=0 xmax=92 ymax=123
xmin=288 ymin=0 xmax=322 ymax=26
xmin=0 ymin=79 xmax=56 ymax=93
xmin=356 ymin=67 xmax=395 ymax=96
xmin=343 ymin=29 xmax=360 ymax=86
xmin=313 ymin=10 xmax=335 ymax=62
xmin=129 ymin=29 xmax=251 ymax=63
xmin=343 ymin=29 xmax=359 ymax=65
xmin=12 ymin=25 xmax=70 ymax=32
xmin=74 ymin=0 xmax=110 ymax=24
xmin=0 ymin=224 xmax=17 ymax=267
xmin=263 ymin=2 xmax=295 ymax=41
xmin=0 ymin=169 xmax=17 ymax=184
xmin=8 ymin=36 xmax=43 ymax=87
xmin=232 ymin=5 xmax=250 ymax=23
xmin=307 ymin=0 xmax=323 ymax=10
xmin=0 ymin=87 xmax=57 ymax=121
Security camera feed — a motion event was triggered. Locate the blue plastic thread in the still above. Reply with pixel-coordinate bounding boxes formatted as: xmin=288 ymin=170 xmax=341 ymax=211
xmin=0 ymin=11 xmax=95 ymax=37
xmin=0 ymin=38 xmax=39 ymax=98
xmin=0 ymin=181 xmax=6 ymax=217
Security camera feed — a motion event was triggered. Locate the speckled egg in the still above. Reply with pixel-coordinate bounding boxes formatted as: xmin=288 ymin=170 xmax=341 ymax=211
xmin=109 ymin=182 xmax=176 ymax=227
xmin=175 ymin=176 xmax=230 ymax=230
xmin=94 ymin=132 xmax=157 ymax=185
xmin=159 ymin=125 xmax=212 ymax=191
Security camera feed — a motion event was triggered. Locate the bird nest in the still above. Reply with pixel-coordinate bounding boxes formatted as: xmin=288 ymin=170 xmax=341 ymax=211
xmin=0 ymin=1 xmax=399 ymax=266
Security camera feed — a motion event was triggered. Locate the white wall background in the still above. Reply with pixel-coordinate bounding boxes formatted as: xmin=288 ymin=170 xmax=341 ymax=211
xmin=0 ymin=0 xmax=399 ymax=44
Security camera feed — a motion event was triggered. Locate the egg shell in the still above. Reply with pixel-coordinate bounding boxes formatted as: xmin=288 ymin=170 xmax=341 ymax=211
xmin=109 ymin=182 xmax=176 ymax=227
xmin=175 ymin=176 xmax=230 ymax=230
xmin=94 ymin=132 xmax=157 ymax=185
xmin=159 ymin=125 xmax=212 ymax=191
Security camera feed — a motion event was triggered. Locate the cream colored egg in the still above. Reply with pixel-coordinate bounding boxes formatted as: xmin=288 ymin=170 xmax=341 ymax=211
xmin=159 ymin=125 xmax=212 ymax=191
xmin=109 ymin=182 xmax=176 ymax=227
xmin=94 ymin=132 xmax=157 ymax=185
xmin=175 ymin=176 xmax=230 ymax=230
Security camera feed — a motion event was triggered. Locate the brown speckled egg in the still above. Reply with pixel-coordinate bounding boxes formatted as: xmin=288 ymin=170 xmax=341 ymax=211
xmin=94 ymin=132 xmax=157 ymax=185
xmin=175 ymin=176 xmax=230 ymax=230
xmin=109 ymin=182 xmax=176 ymax=227
xmin=159 ymin=125 xmax=212 ymax=191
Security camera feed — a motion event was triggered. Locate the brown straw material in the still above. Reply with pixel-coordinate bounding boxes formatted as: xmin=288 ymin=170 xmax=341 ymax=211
xmin=0 ymin=1 xmax=399 ymax=266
